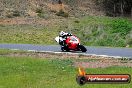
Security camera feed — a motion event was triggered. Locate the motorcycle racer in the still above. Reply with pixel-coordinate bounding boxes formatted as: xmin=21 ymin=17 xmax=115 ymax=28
xmin=59 ymin=31 xmax=72 ymax=46
xmin=55 ymin=31 xmax=87 ymax=52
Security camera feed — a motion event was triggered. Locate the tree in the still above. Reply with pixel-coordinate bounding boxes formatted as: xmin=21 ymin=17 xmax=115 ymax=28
xmin=97 ymin=0 xmax=132 ymax=17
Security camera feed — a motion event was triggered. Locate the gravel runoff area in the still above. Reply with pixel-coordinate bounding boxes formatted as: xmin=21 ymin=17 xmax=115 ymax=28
xmin=1 ymin=51 xmax=132 ymax=68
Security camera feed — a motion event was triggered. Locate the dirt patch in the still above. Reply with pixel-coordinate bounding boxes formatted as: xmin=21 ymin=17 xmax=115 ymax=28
xmin=74 ymin=59 xmax=132 ymax=68
xmin=5 ymin=51 xmax=118 ymax=60
xmin=1 ymin=51 xmax=132 ymax=68
xmin=0 ymin=17 xmax=54 ymax=26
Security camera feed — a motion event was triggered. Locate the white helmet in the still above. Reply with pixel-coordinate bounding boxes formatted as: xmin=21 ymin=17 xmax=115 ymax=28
xmin=59 ymin=31 xmax=65 ymax=36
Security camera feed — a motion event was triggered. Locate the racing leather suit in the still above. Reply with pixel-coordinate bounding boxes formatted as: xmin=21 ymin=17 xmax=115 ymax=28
xmin=59 ymin=32 xmax=72 ymax=46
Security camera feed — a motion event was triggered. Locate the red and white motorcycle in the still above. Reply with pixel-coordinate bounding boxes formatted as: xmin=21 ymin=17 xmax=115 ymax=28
xmin=55 ymin=35 xmax=87 ymax=52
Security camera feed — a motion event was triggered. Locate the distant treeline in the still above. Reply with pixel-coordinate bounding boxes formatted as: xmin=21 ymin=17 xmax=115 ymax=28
xmin=57 ymin=0 xmax=132 ymax=17
xmin=0 ymin=0 xmax=132 ymax=17
xmin=96 ymin=0 xmax=132 ymax=17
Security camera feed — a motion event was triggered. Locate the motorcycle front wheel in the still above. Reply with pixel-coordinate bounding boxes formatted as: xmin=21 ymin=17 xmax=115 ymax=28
xmin=78 ymin=45 xmax=87 ymax=52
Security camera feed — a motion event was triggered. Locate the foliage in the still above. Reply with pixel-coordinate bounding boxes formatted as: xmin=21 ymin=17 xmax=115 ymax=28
xmin=56 ymin=10 xmax=69 ymax=18
xmin=96 ymin=0 xmax=132 ymax=16
xmin=6 ymin=10 xmax=21 ymax=18
xmin=0 ymin=25 xmax=58 ymax=45
xmin=0 ymin=56 xmax=131 ymax=88
xmin=110 ymin=19 xmax=132 ymax=36
xmin=0 ymin=16 xmax=132 ymax=47
xmin=72 ymin=16 xmax=132 ymax=47
xmin=37 ymin=13 xmax=45 ymax=18
xmin=12 ymin=10 xmax=21 ymax=17
xmin=36 ymin=8 xmax=43 ymax=14
xmin=36 ymin=8 xmax=46 ymax=18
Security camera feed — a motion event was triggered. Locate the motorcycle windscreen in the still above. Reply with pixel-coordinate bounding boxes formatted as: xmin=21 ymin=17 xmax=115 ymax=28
xmin=69 ymin=36 xmax=79 ymax=43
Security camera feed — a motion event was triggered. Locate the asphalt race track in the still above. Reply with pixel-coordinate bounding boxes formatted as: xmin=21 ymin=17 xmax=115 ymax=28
xmin=0 ymin=44 xmax=132 ymax=58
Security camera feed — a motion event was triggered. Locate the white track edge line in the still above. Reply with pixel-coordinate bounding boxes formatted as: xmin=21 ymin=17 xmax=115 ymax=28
xmin=35 ymin=51 xmax=130 ymax=59
xmin=8 ymin=49 xmax=131 ymax=59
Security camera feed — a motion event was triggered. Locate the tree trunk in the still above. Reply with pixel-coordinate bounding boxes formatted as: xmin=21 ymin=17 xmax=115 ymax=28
xmin=131 ymin=7 xmax=132 ymax=18
xmin=114 ymin=3 xmax=116 ymax=17
xmin=58 ymin=0 xmax=62 ymax=4
xmin=120 ymin=1 xmax=124 ymax=16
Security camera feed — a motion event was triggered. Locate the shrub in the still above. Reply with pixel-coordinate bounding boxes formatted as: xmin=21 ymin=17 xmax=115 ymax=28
xmin=35 ymin=8 xmax=47 ymax=18
xmin=12 ymin=10 xmax=21 ymax=17
xmin=37 ymin=13 xmax=45 ymax=18
xmin=6 ymin=13 xmax=14 ymax=18
xmin=110 ymin=19 xmax=132 ymax=36
xmin=74 ymin=20 xmax=80 ymax=23
xmin=127 ymin=38 xmax=132 ymax=46
xmin=56 ymin=10 xmax=69 ymax=18
xmin=36 ymin=8 xmax=43 ymax=13
xmin=6 ymin=10 xmax=21 ymax=18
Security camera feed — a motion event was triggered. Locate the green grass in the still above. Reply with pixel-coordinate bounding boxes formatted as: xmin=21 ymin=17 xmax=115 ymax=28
xmin=0 ymin=56 xmax=131 ymax=88
xmin=0 ymin=49 xmax=26 ymax=55
xmin=72 ymin=16 xmax=132 ymax=47
xmin=0 ymin=25 xmax=59 ymax=45
xmin=0 ymin=16 xmax=132 ymax=47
